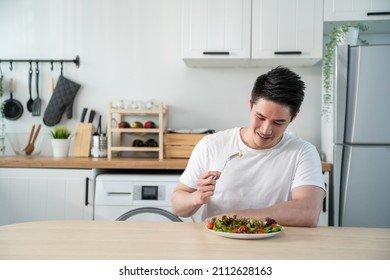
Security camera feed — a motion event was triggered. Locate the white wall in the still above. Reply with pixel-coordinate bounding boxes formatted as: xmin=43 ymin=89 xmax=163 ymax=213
xmin=0 ymin=0 xmax=323 ymax=156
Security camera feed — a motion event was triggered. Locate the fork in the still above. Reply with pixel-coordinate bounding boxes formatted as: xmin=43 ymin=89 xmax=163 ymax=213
xmin=213 ymin=150 xmax=244 ymax=179
xmin=220 ymin=151 xmax=243 ymax=172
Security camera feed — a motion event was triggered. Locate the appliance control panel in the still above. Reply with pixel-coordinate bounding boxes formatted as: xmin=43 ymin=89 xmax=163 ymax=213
xmin=133 ymin=185 xmax=165 ymax=200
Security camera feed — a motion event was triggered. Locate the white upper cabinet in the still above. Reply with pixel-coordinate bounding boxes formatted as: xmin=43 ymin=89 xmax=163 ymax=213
xmin=324 ymin=0 xmax=390 ymax=21
xmin=182 ymin=0 xmax=252 ymax=66
xmin=182 ymin=0 xmax=323 ymax=67
xmin=251 ymin=0 xmax=323 ymax=66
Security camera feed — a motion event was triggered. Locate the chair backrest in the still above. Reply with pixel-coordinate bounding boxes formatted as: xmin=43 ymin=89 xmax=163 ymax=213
xmin=115 ymin=207 xmax=183 ymax=222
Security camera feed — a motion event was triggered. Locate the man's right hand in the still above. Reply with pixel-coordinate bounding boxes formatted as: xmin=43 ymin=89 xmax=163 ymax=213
xmin=196 ymin=171 xmax=221 ymax=204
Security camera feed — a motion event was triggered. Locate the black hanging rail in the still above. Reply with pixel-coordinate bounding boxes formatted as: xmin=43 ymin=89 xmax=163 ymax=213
xmin=0 ymin=55 xmax=80 ymax=70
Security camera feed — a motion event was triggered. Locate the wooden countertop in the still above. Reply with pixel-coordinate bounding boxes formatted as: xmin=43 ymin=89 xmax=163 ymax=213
xmin=0 ymin=156 xmax=189 ymax=170
xmin=0 ymin=220 xmax=388 ymax=260
xmin=0 ymin=156 xmax=333 ymax=172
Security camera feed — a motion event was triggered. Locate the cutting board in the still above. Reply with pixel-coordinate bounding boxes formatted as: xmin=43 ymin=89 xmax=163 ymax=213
xmin=73 ymin=123 xmax=94 ymax=157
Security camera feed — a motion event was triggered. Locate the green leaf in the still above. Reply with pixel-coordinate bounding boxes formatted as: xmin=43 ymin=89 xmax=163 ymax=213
xmin=50 ymin=126 xmax=71 ymax=139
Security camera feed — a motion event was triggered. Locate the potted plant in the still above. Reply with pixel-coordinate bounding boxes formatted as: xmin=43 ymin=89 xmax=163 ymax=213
xmin=50 ymin=126 xmax=72 ymax=157
xmin=322 ymin=23 xmax=369 ymax=118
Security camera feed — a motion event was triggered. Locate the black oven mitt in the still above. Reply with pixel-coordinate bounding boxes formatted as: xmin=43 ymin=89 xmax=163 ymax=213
xmin=43 ymin=75 xmax=80 ymax=126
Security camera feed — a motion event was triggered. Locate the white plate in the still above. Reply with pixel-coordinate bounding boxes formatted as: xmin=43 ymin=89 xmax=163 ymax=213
xmin=205 ymin=226 xmax=284 ymax=240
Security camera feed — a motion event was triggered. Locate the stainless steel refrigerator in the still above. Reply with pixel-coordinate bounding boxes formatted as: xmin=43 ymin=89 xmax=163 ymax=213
xmin=333 ymin=44 xmax=390 ymax=228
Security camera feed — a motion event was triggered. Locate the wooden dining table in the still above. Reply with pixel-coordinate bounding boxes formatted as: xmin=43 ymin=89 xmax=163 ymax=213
xmin=0 ymin=220 xmax=389 ymax=260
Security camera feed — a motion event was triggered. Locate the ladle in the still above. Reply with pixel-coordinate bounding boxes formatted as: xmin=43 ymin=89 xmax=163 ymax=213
xmin=26 ymin=64 xmax=34 ymax=112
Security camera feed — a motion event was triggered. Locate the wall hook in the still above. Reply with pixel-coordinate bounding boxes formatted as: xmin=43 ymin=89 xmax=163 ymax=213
xmin=74 ymin=55 xmax=80 ymax=68
xmin=0 ymin=56 xmax=80 ymax=69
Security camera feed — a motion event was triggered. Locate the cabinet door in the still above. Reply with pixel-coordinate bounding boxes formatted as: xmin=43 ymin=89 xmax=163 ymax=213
xmin=251 ymin=0 xmax=323 ymax=66
xmin=0 ymin=168 xmax=93 ymax=225
xmin=182 ymin=0 xmax=252 ymax=66
xmin=324 ymin=0 xmax=390 ymax=21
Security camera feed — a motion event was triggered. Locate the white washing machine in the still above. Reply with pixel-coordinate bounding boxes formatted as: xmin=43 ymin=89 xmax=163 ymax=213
xmin=94 ymin=172 xmax=201 ymax=222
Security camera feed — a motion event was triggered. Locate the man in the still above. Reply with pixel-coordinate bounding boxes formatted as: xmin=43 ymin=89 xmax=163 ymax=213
xmin=171 ymin=66 xmax=325 ymax=227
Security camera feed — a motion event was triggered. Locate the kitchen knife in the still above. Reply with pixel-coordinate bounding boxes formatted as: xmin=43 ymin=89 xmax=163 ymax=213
xmin=88 ymin=110 xmax=96 ymax=123
xmin=97 ymin=115 xmax=102 ymax=134
xmin=80 ymin=108 xmax=88 ymax=122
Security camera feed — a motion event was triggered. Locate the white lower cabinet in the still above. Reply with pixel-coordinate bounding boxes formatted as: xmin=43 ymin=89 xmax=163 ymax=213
xmin=0 ymin=168 xmax=94 ymax=226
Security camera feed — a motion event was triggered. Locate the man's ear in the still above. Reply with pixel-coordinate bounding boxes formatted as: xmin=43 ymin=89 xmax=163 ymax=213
xmin=249 ymin=97 xmax=253 ymax=109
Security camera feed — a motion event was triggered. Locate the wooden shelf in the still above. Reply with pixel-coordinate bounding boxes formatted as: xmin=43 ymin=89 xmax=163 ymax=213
xmin=109 ymin=146 xmax=160 ymax=152
xmin=110 ymin=128 xmax=160 ymax=133
xmin=107 ymin=102 xmax=168 ymax=159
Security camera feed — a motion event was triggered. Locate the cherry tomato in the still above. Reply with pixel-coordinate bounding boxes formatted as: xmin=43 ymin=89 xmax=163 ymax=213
xmin=257 ymin=228 xmax=266 ymax=234
xmin=232 ymin=228 xmax=239 ymax=233
xmin=271 ymin=225 xmax=281 ymax=232
xmin=239 ymin=225 xmax=250 ymax=232
xmin=207 ymin=222 xmax=214 ymax=230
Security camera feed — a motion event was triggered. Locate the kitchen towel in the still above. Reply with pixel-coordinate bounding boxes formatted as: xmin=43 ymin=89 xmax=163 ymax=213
xmin=43 ymin=75 xmax=80 ymax=126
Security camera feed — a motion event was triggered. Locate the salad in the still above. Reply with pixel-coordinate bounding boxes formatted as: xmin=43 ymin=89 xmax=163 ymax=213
xmin=206 ymin=215 xmax=283 ymax=234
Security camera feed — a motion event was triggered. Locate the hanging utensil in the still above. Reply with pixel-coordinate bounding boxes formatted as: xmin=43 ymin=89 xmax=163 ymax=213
xmin=26 ymin=62 xmax=34 ymax=112
xmin=32 ymin=63 xmax=41 ymax=116
xmin=0 ymin=63 xmax=3 ymax=98
xmin=3 ymin=78 xmax=24 ymax=120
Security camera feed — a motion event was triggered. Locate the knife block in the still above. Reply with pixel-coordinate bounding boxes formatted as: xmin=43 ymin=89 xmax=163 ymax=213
xmin=73 ymin=123 xmax=95 ymax=157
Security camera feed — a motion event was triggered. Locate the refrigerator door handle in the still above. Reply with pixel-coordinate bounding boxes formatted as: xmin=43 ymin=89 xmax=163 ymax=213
xmin=322 ymin=182 xmax=327 ymax=213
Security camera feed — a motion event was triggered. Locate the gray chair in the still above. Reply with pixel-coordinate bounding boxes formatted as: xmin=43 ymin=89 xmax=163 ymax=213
xmin=115 ymin=207 xmax=183 ymax=222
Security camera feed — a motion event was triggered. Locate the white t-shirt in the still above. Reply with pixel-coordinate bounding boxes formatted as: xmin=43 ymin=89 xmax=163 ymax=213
xmin=180 ymin=127 xmax=326 ymax=220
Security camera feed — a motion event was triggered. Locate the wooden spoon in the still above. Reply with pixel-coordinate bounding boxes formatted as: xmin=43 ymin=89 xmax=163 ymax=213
xmin=23 ymin=125 xmax=35 ymax=152
xmin=24 ymin=124 xmax=41 ymax=156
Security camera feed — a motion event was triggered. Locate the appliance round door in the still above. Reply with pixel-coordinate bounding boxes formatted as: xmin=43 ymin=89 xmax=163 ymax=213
xmin=94 ymin=205 xmax=181 ymax=222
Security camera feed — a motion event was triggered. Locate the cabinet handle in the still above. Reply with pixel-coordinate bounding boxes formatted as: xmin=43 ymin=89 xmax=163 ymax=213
xmin=274 ymin=51 xmax=302 ymax=55
xmin=107 ymin=192 xmax=132 ymax=195
xmin=367 ymin=11 xmax=390 ymax=16
xmin=202 ymin=51 xmax=230 ymax=55
xmin=85 ymin=177 xmax=89 ymax=206
xmin=323 ymin=182 xmax=327 ymax=213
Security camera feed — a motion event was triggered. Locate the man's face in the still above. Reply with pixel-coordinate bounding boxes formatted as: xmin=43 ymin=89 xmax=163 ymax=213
xmin=245 ymin=98 xmax=294 ymax=150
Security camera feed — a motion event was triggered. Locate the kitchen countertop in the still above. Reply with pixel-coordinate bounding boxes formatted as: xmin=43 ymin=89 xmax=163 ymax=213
xmin=0 ymin=156 xmax=333 ymax=172
xmin=0 ymin=156 xmax=189 ymax=170
xmin=0 ymin=220 xmax=388 ymax=260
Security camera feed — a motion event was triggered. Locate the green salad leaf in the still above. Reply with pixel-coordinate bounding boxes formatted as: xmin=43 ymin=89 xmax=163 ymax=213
xmin=209 ymin=215 xmax=282 ymax=234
